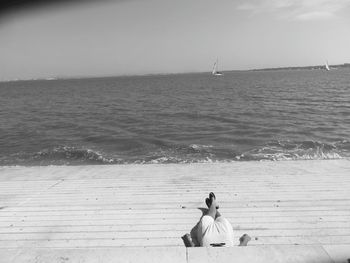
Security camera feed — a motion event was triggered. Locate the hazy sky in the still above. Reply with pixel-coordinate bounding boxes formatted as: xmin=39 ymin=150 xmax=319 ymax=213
xmin=1 ymin=0 xmax=350 ymax=80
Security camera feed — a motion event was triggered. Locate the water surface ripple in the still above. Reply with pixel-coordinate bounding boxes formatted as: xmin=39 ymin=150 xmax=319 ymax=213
xmin=0 ymin=69 xmax=349 ymax=165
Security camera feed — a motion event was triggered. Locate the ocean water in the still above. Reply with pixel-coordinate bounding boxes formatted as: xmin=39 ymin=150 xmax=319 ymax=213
xmin=0 ymin=69 xmax=349 ymax=165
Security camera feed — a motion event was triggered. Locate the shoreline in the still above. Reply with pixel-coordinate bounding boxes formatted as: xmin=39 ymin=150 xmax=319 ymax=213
xmin=1 ymin=157 xmax=349 ymax=168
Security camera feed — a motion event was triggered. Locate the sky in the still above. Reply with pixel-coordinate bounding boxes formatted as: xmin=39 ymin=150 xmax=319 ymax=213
xmin=1 ymin=0 xmax=350 ymax=80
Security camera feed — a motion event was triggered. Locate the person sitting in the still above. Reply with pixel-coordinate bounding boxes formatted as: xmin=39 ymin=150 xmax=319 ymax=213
xmin=183 ymin=192 xmax=251 ymax=247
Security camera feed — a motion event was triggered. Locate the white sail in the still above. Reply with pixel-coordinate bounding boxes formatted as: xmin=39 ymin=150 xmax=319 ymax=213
xmin=325 ymin=60 xmax=330 ymax=71
xmin=212 ymin=61 xmax=218 ymax=75
xmin=212 ymin=58 xmax=223 ymax=76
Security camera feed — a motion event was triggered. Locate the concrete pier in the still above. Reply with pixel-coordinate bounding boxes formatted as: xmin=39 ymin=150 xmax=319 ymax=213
xmin=1 ymin=160 xmax=349 ymax=262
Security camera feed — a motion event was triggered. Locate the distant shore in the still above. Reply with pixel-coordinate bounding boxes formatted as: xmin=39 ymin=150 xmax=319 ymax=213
xmin=250 ymin=63 xmax=350 ymax=71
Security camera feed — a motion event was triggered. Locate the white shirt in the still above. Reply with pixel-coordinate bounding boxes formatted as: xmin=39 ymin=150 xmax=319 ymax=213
xmin=198 ymin=215 xmax=235 ymax=247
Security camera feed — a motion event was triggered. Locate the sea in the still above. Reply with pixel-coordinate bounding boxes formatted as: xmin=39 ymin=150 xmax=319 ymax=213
xmin=0 ymin=69 xmax=349 ymax=166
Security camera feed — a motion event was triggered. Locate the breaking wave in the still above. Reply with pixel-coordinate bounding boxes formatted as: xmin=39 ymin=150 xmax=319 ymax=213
xmin=1 ymin=140 xmax=348 ymax=165
xmin=2 ymin=146 xmax=116 ymax=165
xmin=236 ymin=140 xmax=349 ymax=161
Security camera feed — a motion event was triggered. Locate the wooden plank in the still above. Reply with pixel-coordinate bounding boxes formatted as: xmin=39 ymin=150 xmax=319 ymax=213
xmin=0 ymin=215 xmax=349 ymax=225
xmin=4 ymin=201 xmax=350 ymax=211
xmin=1 ymin=234 xmax=350 ymax=248
xmin=187 ymin=245 xmax=333 ymax=263
xmin=1 ymin=208 xmax=350 ymax=219
xmin=1 ymin=222 xmax=350 ymax=233
xmin=1 ymin=247 xmax=187 ymax=263
xmin=2 ymin=228 xmax=350 ymax=241
xmin=0 ymin=238 xmax=184 ymax=248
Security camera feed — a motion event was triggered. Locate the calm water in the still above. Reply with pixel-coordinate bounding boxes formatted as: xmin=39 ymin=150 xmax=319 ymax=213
xmin=0 ymin=69 xmax=349 ymax=165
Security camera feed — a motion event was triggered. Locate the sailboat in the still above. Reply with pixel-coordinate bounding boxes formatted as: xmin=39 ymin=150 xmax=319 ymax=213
xmin=212 ymin=58 xmax=223 ymax=76
xmin=325 ymin=60 xmax=330 ymax=71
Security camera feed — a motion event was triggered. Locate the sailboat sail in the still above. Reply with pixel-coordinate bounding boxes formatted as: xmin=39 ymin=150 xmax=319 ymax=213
xmin=325 ymin=61 xmax=330 ymax=71
xmin=212 ymin=61 xmax=218 ymax=75
xmin=212 ymin=58 xmax=223 ymax=76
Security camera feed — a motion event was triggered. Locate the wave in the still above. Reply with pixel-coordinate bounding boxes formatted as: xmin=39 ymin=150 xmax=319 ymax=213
xmin=0 ymin=140 xmax=349 ymax=165
xmin=4 ymin=146 xmax=117 ymax=165
xmin=237 ymin=140 xmax=349 ymax=161
xmin=33 ymin=146 xmax=116 ymax=164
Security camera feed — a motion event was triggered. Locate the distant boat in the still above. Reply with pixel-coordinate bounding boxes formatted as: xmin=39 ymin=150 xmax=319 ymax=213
xmin=212 ymin=58 xmax=223 ymax=76
xmin=325 ymin=60 xmax=330 ymax=71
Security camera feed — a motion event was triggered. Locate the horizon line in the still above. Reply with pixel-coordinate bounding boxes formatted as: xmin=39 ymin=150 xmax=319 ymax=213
xmin=1 ymin=63 xmax=349 ymax=83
